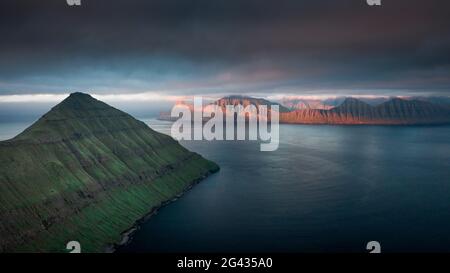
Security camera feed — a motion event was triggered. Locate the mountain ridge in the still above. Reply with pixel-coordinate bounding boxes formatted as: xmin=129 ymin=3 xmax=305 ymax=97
xmin=11 ymin=92 xmax=143 ymax=143
xmin=280 ymin=97 xmax=450 ymax=125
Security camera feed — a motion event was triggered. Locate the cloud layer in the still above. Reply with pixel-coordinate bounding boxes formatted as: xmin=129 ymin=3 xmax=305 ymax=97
xmin=0 ymin=0 xmax=449 ymax=97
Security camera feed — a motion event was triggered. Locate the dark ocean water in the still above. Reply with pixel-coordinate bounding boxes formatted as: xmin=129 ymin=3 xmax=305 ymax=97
xmin=117 ymin=120 xmax=450 ymax=253
xmin=1 ymin=120 xmax=450 ymax=252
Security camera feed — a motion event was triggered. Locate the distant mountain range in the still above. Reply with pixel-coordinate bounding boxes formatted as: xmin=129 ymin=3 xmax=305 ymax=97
xmin=160 ymin=95 xmax=450 ymax=125
xmin=220 ymin=95 xmax=450 ymax=125
xmin=0 ymin=93 xmax=219 ymax=252
xmin=280 ymin=97 xmax=450 ymax=125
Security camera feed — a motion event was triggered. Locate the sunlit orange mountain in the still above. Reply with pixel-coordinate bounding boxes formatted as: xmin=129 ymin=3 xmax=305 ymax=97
xmin=280 ymin=97 xmax=450 ymax=125
xmin=160 ymin=96 xmax=450 ymax=125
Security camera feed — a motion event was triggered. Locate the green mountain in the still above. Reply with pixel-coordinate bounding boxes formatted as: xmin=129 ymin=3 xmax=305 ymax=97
xmin=0 ymin=92 xmax=219 ymax=252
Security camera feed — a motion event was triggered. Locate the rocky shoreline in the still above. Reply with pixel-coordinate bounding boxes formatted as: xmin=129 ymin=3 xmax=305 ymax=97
xmin=106 ymin=170 xmax=219 ymax=253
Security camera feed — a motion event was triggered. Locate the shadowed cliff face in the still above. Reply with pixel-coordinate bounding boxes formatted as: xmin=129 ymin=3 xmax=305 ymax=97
xmin=0 ymin=92 xmax=219 ymax=252
xmin=280 ymin=98 xmax=450 ymax=125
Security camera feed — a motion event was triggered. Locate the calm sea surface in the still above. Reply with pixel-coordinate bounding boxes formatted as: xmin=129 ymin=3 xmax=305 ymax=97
xmin=2 ymin=120 xmax=450 ymax=252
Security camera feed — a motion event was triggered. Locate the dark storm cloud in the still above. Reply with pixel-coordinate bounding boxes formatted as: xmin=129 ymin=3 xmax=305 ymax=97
xmin=0 ymin=0 xmax=450 ymax=96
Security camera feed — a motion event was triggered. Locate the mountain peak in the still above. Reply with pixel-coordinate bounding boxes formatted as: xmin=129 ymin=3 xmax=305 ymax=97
xmin=337 ymin=97 xmax=371 ymax=108
xmin=66 ymin=92 xmax=94 ymax=101
xmin=341 ymin=97 xmax=365 ymax=104
xmin=54 ymin=92 xmax=107 ymax=112
xmin=13 ymin=92 xmax=133 ymax=143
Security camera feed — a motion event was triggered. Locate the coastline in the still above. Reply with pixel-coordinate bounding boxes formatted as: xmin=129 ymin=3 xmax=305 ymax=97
xmin=106 ymin=169 xmax=219 ymax=253
xmin=157 ymin=117 xmax=450 ymax=126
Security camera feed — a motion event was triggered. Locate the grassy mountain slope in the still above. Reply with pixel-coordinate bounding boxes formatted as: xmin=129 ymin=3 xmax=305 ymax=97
xmin=0 ymin=92 xmax=219 ymax=252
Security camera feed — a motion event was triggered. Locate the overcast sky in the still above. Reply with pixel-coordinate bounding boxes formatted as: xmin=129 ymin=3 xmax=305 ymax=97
xmin=0 ymin=0 xmax=450 ymax=101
